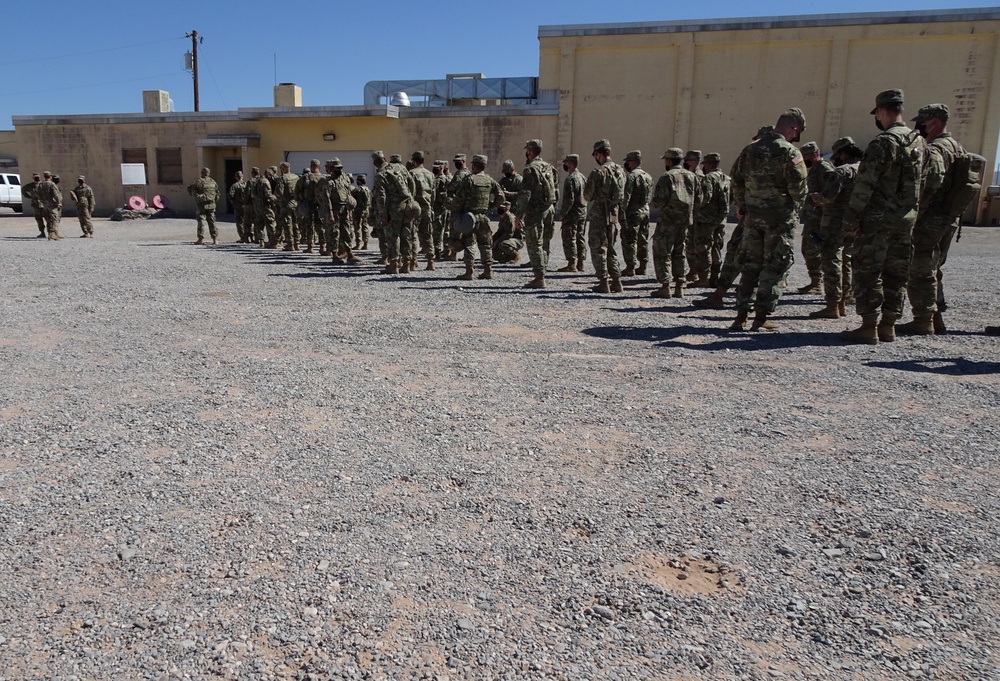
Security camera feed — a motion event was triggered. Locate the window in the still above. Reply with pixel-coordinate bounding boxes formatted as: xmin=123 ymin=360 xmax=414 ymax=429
xmin=156 ymin=147 xmax=183 ymax=185
xmin=6 ymin=175 xmax=19 ymax=185
xmin=122 ymin=148 xmax=148 ymax=177
xmin=0 ymin=176 xmax=5 ymax=184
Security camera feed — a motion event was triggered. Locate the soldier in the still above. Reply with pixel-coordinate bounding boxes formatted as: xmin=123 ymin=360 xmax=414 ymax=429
xmin=51 ymin=174 xmax=64 ymax=234
xmin=263 ymin=166 xmax=281 ymax=248
xmin=807 ymin=137 xmax=863 ymax=319
xmin=70 ymin=175 xmax=96 ymax=238
xmin=187 ymin=167 xmax=219 ymax=245
xmin=319 ymin=159 xmax=359 ymax=265
xmin=621 ymin=150 xmax=654 ymax=277
xmin=274 ymin=162 xmax=300 ymax=251
xmin=448 ymin=154 xmax=504 ymax=280
xmin=515 ymin=139 xmax=557 ymax=289
xmin=682 ymin=150 xmax=704 ymax=281
xmin=499 ymin=159 xmax=523 ymax=204
xmin=386 ymin=153 xmax=418 ymax=271
xmin=431 ymin=161 xmax=451 ymax=260
xmin=583 ymin=139 xmax=627 ymax=293
xmin=688 ymin=153 xmax=731 ymax=287
xmin=796 ymin=141 xmax=828 ymax=294
xmin=351 ymin=174 xmax=371 ymax=250
xmin=728 ymin=108 xmax=808 ymax=331
xmin=229 ymin=171 xmax=250 ymax=243
xmin=37 ymin=171 xmax=63 ymax=240
xmin=371 ymin=150 xmax=416 ymax=275
xmin=649 ymin=148 xmax=698 ymax=298
xmin=693 ymin=126 xmax=774 ymax=310
xmin=492 ymin=202 xmax=523 ymax=263
xmin=409 ymin=151 xmax=437 ymax=270
xmin=840 ymin=89 xmax=927 ymax=344
xmin=558 ymin=154 xmax=587 ymax=272
xmin=897 ymin=104 xmax=966 ymax=336
xmin=22 ymin=173 xmax=46 ymax=237
xmin=297 ymin=160 xmax=325 ymax=254
xmin=248 ymin=167 xmax=273 ymax=247
xmin=244 ymin=167 xmax=259 ymax=246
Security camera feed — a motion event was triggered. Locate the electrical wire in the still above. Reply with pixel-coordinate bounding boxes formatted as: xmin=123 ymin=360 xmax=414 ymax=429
xmin=0 ymin=37 xmax=187 ymax=68
xmin=0 ymin=72 xmax=188 ymax=100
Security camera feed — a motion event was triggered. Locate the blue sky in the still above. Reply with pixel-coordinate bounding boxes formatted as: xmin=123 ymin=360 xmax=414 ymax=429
xmin=0 ymin=1 xmax=994 ymax=130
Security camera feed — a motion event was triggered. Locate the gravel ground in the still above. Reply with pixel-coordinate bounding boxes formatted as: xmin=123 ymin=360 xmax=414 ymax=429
xmin=1 ymin=209 xmax=998 ymax=681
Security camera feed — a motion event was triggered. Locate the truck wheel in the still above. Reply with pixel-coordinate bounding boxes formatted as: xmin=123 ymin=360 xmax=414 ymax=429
xmin=12 ymin=204 xmax=23 ymax=213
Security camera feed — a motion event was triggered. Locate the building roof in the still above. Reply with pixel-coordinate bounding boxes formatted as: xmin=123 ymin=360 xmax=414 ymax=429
xmin=538 ymin=7 xmax=1000 ymax=38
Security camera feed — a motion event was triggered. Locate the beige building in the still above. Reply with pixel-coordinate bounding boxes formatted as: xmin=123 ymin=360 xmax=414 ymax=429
xmin=13 ymin=7 xmax=1000 ymax=221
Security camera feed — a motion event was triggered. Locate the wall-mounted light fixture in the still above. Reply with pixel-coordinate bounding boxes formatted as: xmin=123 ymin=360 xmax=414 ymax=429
xmin=322 ymin=133 xmax=336 ymax=141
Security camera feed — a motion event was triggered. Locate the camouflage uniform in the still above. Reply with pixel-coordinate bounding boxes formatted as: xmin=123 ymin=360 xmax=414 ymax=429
xmin=449 ymin=157 xmax=504 ymax=273
xmin=799 ymin=151 xmax=829 ymax=287
xmin=263 ymin=167 xmax=281 ymax=246
xmin=516 ymin=143 xmax=556 ymax=280
xmin=906 ymin=129 xmax=963 ymax=320
xmin=373 ymin=151 xmax=416 ymax=269
xmin=250 ymin=171 xmax=275 ymax=245
xmin=717 ymin=214 xmax=746 ymax=289
xmin=71 ymin=177 xmax=96 ymax=236
xmin=318 ymin=162 xmax=357 ymax=262
xmin=274 ymin=167 xmax=300 ymax=250
xmin=409 ymin=157 xmax=436 ymax=259
xmin=36 ymin=175 xmax=63 ymax=238
xmin=683 ymin=156 xmax=705 ymax=279
xmin=559 ymin=156 xmax=588 ymax=268
xmin=499 ymin=162 xmax=523 ymax=207
xmin=621 ymin=153 xmax=653 ymax=274
xmin=243 ymin=171 xmax=258 ymax=244
xmin=692 ymin=162 xmax=731 ymax=284
xmin=542 ymin=163 xmax=559 ymax=257
xmin=187 ymin=172 xmax=219 ymax=243
xmin=843 ymin=121 xmax=927 ymax=323
xmin=229 ymin=176 xmax=250 ymax=242
xmin=650 ymin=149 xmax=697 ymax=290
xmin=22 ymin=176 xmax=46 ymax=235
xmin=351 ymin=180 xmax=371 ymax=248
xmin=297 ymin=168 xmax=325 ymax=253
xmin=730 ymin=128 xmax=808 ymax=315
xmin=431 ymin=164 xmax=450 ymax=257
xmin=811 ymin=142 xmax=860 ymax=308
xmin=492 ymin=207 xmax=523 ymax=263
xmin=446 ymin=156 xmax=471 ymax=258
xmin=583 ymin=140 xmax=627 ymax=287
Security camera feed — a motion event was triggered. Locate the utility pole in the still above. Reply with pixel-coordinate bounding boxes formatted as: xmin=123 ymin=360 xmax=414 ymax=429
xmin=185 ymin=30 xmax=202 ymax=112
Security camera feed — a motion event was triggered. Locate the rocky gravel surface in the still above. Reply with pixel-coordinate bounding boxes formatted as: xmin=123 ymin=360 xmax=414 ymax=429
xmin=1 ymin=211 xmax=998 ymax=680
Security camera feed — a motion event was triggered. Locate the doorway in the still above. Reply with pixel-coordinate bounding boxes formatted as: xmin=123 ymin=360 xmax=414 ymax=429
xmin=223 ymin=158 xmax=243 ymax=213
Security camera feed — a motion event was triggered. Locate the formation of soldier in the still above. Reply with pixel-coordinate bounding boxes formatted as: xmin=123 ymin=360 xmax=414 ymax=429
xmin=176 ymin=87 xmax=985 ymax=339
xmin=21 ymin=171 xmax=85 ymax=239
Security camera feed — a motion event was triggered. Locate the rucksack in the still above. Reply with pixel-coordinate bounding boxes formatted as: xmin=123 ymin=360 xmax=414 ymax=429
xmin=946 ymin=151 xmax=985 ymax=218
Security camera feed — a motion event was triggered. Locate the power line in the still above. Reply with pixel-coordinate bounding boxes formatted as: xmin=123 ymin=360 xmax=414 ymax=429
xmin=0 ymin=72 xmax=188 ymax=99
xmin=0 ymin=36 xmax=186 ymax=68
xmin=196 ymin=42 xmax=229 ymax=111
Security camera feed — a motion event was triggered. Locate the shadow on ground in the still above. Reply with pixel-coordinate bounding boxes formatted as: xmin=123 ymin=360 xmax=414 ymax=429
xmin=865 ymin=357 xmax=1000 ymax=375
xmin=582 ymin=323 xmax=844 ymax=351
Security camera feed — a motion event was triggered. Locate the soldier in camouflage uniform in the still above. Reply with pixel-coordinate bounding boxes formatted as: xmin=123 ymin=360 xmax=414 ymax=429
xmin=840 ymin=89 xmax=928 ymax=344
xmin=372 ymin=150 xmax=416 ymax=275
xmin=896 ymin=104 xmax=965 ymax=335
xmin=728 ymin=109 xmax=808 ymax=331
xmin=558 ymin=154 xmax=588 ymax=272
xmin=649 ymin=148 xmax=698 ymax=298
xmin=621 ymin=150 xmax=653 ymax=277
xmin=273 ymin=162 xmax=300 ymax=251
xmin=23 ymin=173 xmax=46 ymax=237
xmin=443 ymin=154 xmax=471 ymax=261
xmin=243 ymin=167 xmax=259 ymax=245
xmin=448 ymin=154 xmax=504 ymax=280
xmin=187 ymin=167 xmax=219 ymax=245
xmin=516 ymin=140 xmax=556 ymax=289
xmin=319 ymin=159 xmax=359 ymax=265
xmin=71 ymin=175 xmax=96 ymax=237
xmin=583 ymin=139 xmax=627 ymax=294
xmin=806 ymin=137 xmax=863 ymax=319
xmin=492 ymin=202 xmax=523 ymax=263
xmin=249 ymin=167 xmax=274 ymax=247
xmin=297 ymin=160 xmax=326 ymax=254
xmin=36 ymin=171 xmax=63 ymax=240
xmin=682 ymin=150 xmax=704 ymax=281
xmin=688 ymin=153 xmax=731 ymax=288
xmin=262 ymin=167 xmax=282 ymax=247
xmin=796 ymin=142 xmax=828 ymax=294
xmin=409 ymin=151 xmax=437 ymax=270
xmin=499 ymin=159 xmax=523 ymax=205
xmin=431 ymin=161 xmax=450 ymax=259
xmin=351 ymin=175 xmax=371 ymax=250
xmin=229 ymin=171 xmax=250 ymax=243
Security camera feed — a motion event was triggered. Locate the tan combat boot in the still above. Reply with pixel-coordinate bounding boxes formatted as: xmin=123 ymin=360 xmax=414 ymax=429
xmin=841 ymin=314 xmax=879 ymax=345
xmin=750 ymin=309 xmax=779 ymax=331
xmin=576 ymin=257 xmax=585 ymax=272
xmin=478 ymin=265 xmax=493 ymax=280
xmin=382 ymin=261 xmax=399 ymax=275
xmin=895 ymin=314 xmax=935 ymax=336
xmin=621 ymin=265 xmax=636 ymax=277
xmin=610 ymin=276 xmax=623 ymax=293
xmin=456 ymin=264 xmax=475 ymax=280
xmin=592 ymin=278 xmax=611 ymax=293
xmin=808 ymin=301 xmax=841 ymax=319
xmin=877 ymin=314 xmax=898 ymax=343
xmin=686 ymin=272 xmax=710 ymax=288
xmin=933 ymin=312 xmax=946 ymax=335
xmin=796 ymin=276 xmax=822 ymax=294
xmin=838 ymin=300 xmax=847 ymax=317
xmin=636 ymin=260 xmax=647 ymax=275
xmin=425 ymin=257 xmax=435 ymax=271
xmin=523 ymin=275 xmax=545 ymax=289
xmin=650 ymin=283 xmax=671 ymax=299
xmin=194 ymin=237 xmax=204 ymax=245
xmin=728 ymin=310 xmax=749 ymax=331
xmin=557 ymin=262 xmax=576 ymax=272
xmin=692 ymin=288 xmax=727 ymax=309
xmin=672 ymin=282 xmax=684 ymax=298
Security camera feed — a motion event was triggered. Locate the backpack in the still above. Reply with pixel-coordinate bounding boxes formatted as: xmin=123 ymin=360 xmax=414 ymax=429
xmin=538 ymin=162 xmax=556 ymax=206
xmin=946 ymin=151 xmax=985 ymax=218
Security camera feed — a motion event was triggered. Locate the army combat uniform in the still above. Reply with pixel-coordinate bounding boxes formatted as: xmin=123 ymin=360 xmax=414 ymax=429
xmin=583 ymin=139 xmax=627 ymax=293
xmin=559 ymin=155 xmax=588 ymax=272
xmin=649 ymin=148 xmax=697 ymax=298
xmin=449 ymin=154 xmax=504 ymax=280
xmin=621 ymin=151 xmax=653 ymax=276
xmin=71 ymin=176 xmax=96 ymax=237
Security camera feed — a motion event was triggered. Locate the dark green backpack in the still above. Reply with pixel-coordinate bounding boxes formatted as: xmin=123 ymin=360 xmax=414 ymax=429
xmin=946 ymin=151 xmax=985 ymax=218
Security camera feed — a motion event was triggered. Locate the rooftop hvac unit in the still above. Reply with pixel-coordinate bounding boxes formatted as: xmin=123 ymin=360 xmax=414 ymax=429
xmin=389 ymin=91 xmax=411 ymax=107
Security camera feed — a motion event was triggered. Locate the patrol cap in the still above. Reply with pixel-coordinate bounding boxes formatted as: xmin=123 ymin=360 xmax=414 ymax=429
xmin=371 ymin=150 xmax=385 ymax=161
xmin=684 ymin=150 xmax=702 ymax=160
xmin=831 ymin=136 xmax=861 ymax=155
xmin=267 ymin=165 xmax=278 ymax=174
xmin=201 ymin=167 xmax=211 ymax=174
xmin=310 ymin=158 xmax=321 ymax=167
xmin=453 ymin=153 xmax=466 ymax=162
xmin=660 ymin=148 xmax=684 ymax=161
xmin=593 ymin=139 xmax=612 ymax=153
xmin=563 ymin=153 xmax=580 ymax=164
xmin=624 ymin=150 xmax=642 ymax=163
xmin=472 ymin=154 xmax=488 ymax=165
xmin=77 ymin=175 xmax=86 ymax=181
xmin=502 ymin=159 xmax=515 ymax=172
xmin=870 ymin=89 xmax=904 ymax=114
xmin=799 ymin=141 xmax=819 ymax=155
xmin=411 ymin=150 xmax=425 ymax=162
xmin=389 ymin=154 xmax=402 ymax=163
xmin=704 ymin=153 xmax=721 ymax=163
xmin=434 ymin=159 xmax=446 ymax=167
xmin=251 ymin=166 xmax=260 ymax=174
xmin=783 ymin=108 xmax=806 ymax=132
xmin=912 ymin=103 xmax=949 ymax=122
xmin=32 ymin=173 xmax=40 ymax=179
xmin=524 ymin=139 xmax=542 ymax=152
xmin=326 ymin=158 xmax=342 ymax=168
xmin=43 ymin=171 xmax=52 ymax=177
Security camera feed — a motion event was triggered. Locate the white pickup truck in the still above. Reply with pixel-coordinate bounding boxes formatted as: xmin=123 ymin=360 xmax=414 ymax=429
xmin=0 ymin=172 xmax=22 ymax=212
